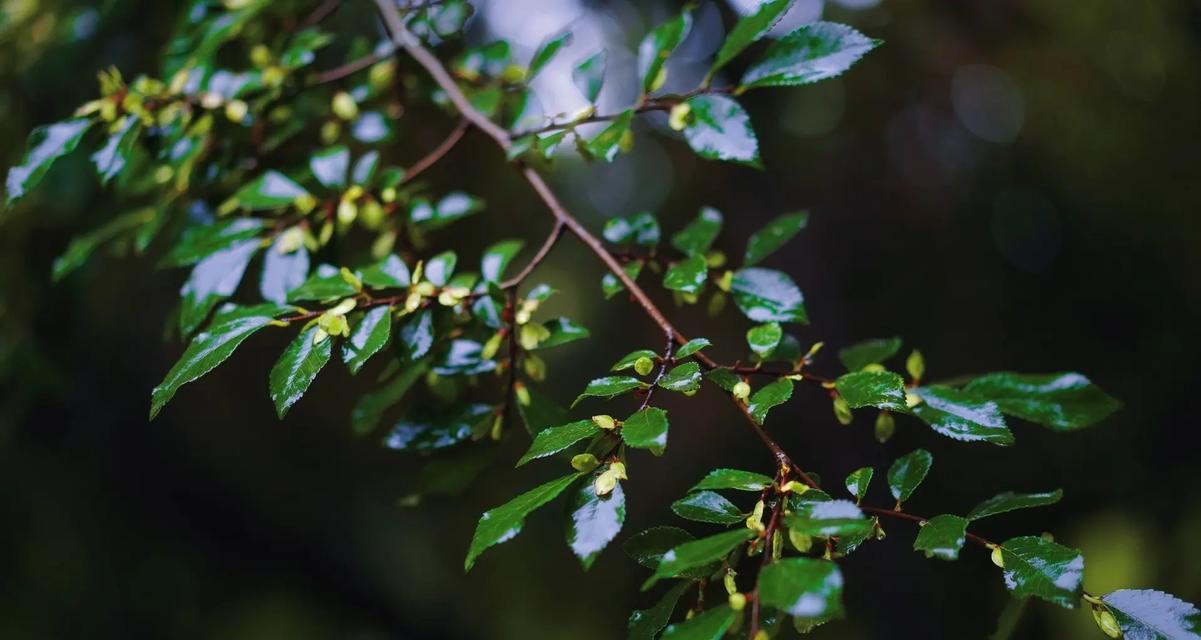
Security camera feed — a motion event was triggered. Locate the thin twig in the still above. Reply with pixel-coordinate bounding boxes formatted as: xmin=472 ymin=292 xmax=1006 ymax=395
xmin=311 ymin=51 xmax=388 ymax=85
xmin=500 ymin=220 xmax=564 ymax=290
xmin=637 ymin=330 xmax=675 ymax=412
xmin=400 ymin=117 xmax=471 ymax=185
xmin=299 ymin=0 xmax=341 ymax=29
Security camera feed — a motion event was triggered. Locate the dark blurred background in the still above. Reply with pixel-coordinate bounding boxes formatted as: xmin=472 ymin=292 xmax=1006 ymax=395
xmin=2 ymin=0 xmax=1200 ymax=638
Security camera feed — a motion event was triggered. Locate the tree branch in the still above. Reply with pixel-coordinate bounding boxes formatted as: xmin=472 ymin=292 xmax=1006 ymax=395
xmin=400 ymin=117 xmax=470 ymax=185
xmin=500 ymin=220 xmax=564 ymax=290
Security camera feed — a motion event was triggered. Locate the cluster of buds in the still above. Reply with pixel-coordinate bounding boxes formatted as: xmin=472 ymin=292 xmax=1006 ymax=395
xmin=593 ymin=461 xmax=627 ymax=497
xmin=312 ymin=297 xmax=356 ymax=344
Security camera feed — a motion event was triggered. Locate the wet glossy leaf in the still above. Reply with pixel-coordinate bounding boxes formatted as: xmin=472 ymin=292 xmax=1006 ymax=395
xmin=269 ymin=325 xmax=332 ymax=418
xmin=625 ymin=526 xmax=696 ymax=570
xmin=658 ymin=362 xmax=702 ymax=393
xmin=671 ymin=207 xmax=723 ymax=256
xmin=997 ymin=536 xmax=1084 ymax=608
xmin=689 ymin=468 xmax=773 ymax=493
xmin=359 ymin=254 xmax=411 ymax=289
xmin=398 ymin=309 xmax=435 ymax=361
xmin=663 ymin=254 xmax=708 ymax=294
xmin=351 ymin=359 xmax=428 ymax=435
xmin=747 ymin=322 xmax=782 ymax=358
xmin=704 ymin=368 xmax=741 ymax=392
xmin=671 ymin=490 xmax=743 ymax=524
xmin=288 ymin=264 xmax=358 ymax=302
xmin=710 ymin=0 xmax=795 ymax=74
xmin=613 ymin=349 xmax=659 ymax=371
xmin=481 ymin=239 xmax=524 ymax=282
xmin=785 ymin=499 xmax=873 ymax=537
xmin=835 ymin=370 xmax=906 ymax=410
xmin=260 ymin=239 xmax=310 ymax=304
xmin=628 ymin=581 xmax=690 ymax=640
xmin=351 ymin=150 xmax=379 ymax=184
xmin=964 ymin=372 xmax=1120 ymax=431
xmin=433 ymin=339 xmax=496 ymax=375
xmin=410 ymin=192 xmax=484 ymax=230
xmin=675 ymin=338 xmax=711 ymax=359
xmin=602 ymin=261 xmax=644 ymax=299
xmin=232 ymin=170 xmax=309 ymax=210
xmin=743 ymin=210 xmax=809 ymax=267
xmin=572 ymin=50 xmax=607 ymax=102
xmin=967 ymin=489 xmax=1063 ymax=521
xmin=92 ymin=116 xmax=139 ymax=184
xmin=516 ymin=383 xmax=569 ymax=436
xmin=748 ymin=377 xmax=793 ymax=424
xmin=683 ymin=94 xmax=761 ymax=167
xmin=179 ymin=238 xmax=260 ymax=336
xmin=888 ymin=448 xmax=932 ymax=504
xmin=341 ymin=306 xmax=391 ymax=374
xmin=423 ymin=250 xmax=457 ymax=286
xmin=740 ymin=22 xmax=880 ymax=90
xmin=163 ymin=218 xmax=265 ymax=267
xmin=913 ymin=514 xmax=968 ymax=560
xmin=644 ymin=529 xmax=754 ymax=589
xmin=567 ymin=480 xmax=625 ymax=570
xmin=638 ymin=11 xmax=692 ymax=93
xmin=758 ymin=558 xmax=845 ymax=619
xmin=310 ymin=145 xmax=349 ymax=189
xmin=622 ymin=407 xmax=669 ymax=454
xmin=536 ymin=317 xmax=590 ymax=349
xmin=838 ymin=336 xmax=901 ymax=372
xmin=517 ymin=419 xmax=601 ymax=466
xmin=150 ymin=303 xmax=290 ymax=419
xmin=1101 ymin=589 xmax=1201 ymax=640
xmin=529 ymin=32 xmax=571 ymax=79
xmin=6 ymin=117 xmax=91 ymax=205
xmin=385 ymin=403 xmax=491 ymax=453
xmin=661 ymin=604 xmax=735 ymax=640
xmin=586 ymin=109 xmax=634 ymax=163
xmin=574 ymin=376 xmax=647 ymax=406
xmin=730 ymin=267 xmax=807 ymax=324
xmin=464 ymin=472 xmax=582 ymax=571
xmin=604 ymin=212 xmax=661 ymax=246
xmin=845 ymin=467 xmax=873 ymax=501
xmin=52 ymin=207 xmax=155 ymax=282
xmin=911 ymin=385 xmax=1014 ymax=445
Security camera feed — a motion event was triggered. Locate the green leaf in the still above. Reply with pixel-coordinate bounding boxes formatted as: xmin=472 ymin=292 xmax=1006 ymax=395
xmin=383 ymin=403 xmax=491 ymax=452
xmin=996 ymin=536 xmax=1084 ymax=608
xmin=231 ymin=170 xmax=310 ymax=210
xmin=397 ymin=309 xmax=435 ymax=361
xmin=516 ymin=383 xmax=569 ymax=436
xmin=963 ymin=372 xmax=1120 ymax=431
xmin=625 ymin=526 xmax=695 ymax=570
xmin=757 ymin=558 xmax=845 ymax=619
xmin=586 ymin=109 xmax=634 ymax=163
xmin=785 ymin=499 xmax=873 ymax=538
xmin=179 ymin=237 xmax=260 ymax=337
xmin=309 ymin=145 xmax=349 ymax=189
xmin=150 ymin=303 xmax=290 ymax=419
xmin=269 ymin=326 xmax=332 ymax=418
xmin=622 ymin=407 xmax=669 ymax=454
xmin=260 ymin=239 xmax=310 ymax=304
xmin=163 ymin=218 xmax=265 ymax=267
xmin=286 ymin=264 xmax=356 ymax=302
xmin=573 ymin=376 xmax=647 ymax=406
xmin=352 ymin=150 xmax=379 ymax=184
xmin=661 ymin=605 xmax=735 ymax=640
xmin=835 ymin=370 xmax=906 ymax=410
xmin=92 ymin=116 xmax=140 ymax=184
xmin=572 ymin=50 xmax=607 ymax=103
xmin=967 ymin=489 xmax=1063 ymax=521
xmin=410 ymin=192 xmax=484 ymax=230
xmin=911 ymin=385 xmax=1014 ymax=445
xmin=710 ymin=0 xmax=795 ymax=75
xmin=704 ymin=368 xmax=741 ymax=392
xmin=6 ymin=117 xmax=91 ymax=206
xmin=536 ymin=317 xmax=590 ymax=349
xmin=682 ymin=95 xmax=761 ymax=167
xmin=743 ymin=210 xmax=809 ymax=267
xmin=628 ymin=581 xmax=690 ymax=640
xmin=602 ymin=261 xmax=644 ymax=299
xmin=52 ymin=207 xmax=155 ymax=282
xmin=433 ymin=339 xmax=497 ymax=376
xmin=739 ymin=21 xmax=880 ymax=91
xmin=663 ymin=254 xmax=708 ymax=294
xmin=481 ymin=239 xmax=524 ymax=282
xmin=517 ymin=419 xmax=601 ymax=466
xmin=341 ymin=306 xmax=392 ymax=374
xmin=567 ymin=480 xmax=625 ymax=570
xmin=671 ymin=207 xmax=723 ymax=256
xmin=913 ymin=514 xmax=968 ymax=560
xmin=838 ymin=336 xmax=901 ymax=372
xmin=675 ymin=338 xmax=711 ymax=359
xmin=887 ymin=448 xmax=932 ymax=504
xmin=658 ymin=362 xmax=702 ymax=393
xmin=423 ymin=250 xmax=457 ymax=286
xmin=464 ymin=472 xmax=582 ymax=571
xmin=844 ymin=467 xmax=873 ymax=501
xmin=1101 ymin=589 xmax=1201 ymax=639
xmin=528 ymin=32 xmax=571 ymax=79
xmin=671 ymin=490 xmax=743 ymax=525
xmin=644 ymin=529 xmax=754 ymax=589
xmin=359 ymin=254 xmax=410 ymax=289
xmin=350 ymin=359 xmax=428 ymax=435
xmin=747 ymin=322 xmax=783 ymax=359
xmin=613 ymin=349 xmax=659 ymax=371
xmin=638 ymin=11 xmax=692 ymax=93
xmin=748 ymin=377 xmax=793 ymax=424
xmin=604 ymin=213 xmax=661 ymax=246
xmin=730 ymin=267 xmax=807 ymax=324
xmin=689 ymin=468 xmax=773 ymax=493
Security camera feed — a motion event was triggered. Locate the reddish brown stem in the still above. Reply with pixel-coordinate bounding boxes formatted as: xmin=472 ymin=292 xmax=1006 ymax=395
xmin=400 ymin=117 xmax=470 ymax=185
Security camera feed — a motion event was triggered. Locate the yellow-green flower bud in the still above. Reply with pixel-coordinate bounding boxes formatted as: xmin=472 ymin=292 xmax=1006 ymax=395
xmin=250 ymin=44 xmax=272 ymax=67
xmin=833 ymin=396 xmax=853 ymax=425
xmin=523 ymin=353 xmax=546 ymax=381
xmin=438 ymin=286 xmax=471 ymax=307
xmin=360 ymin=200 xmax=384 ymax=229
xmin=591 ymin=415 xmax=617 ymax=431
xmin=490 ymin=413 xmax=504 ymax=440
xmin=746 ymin=499 xmax=766 ymax=533
xmin=311 ymin=327 xmax=330 ymax=345
xmin=320 ymin=120 xmax=341 ymax=144
xmin=633 ymin=356 xmax=655 ymax=376
xmin=224 ymin=99 xmax=248 ymax=123
xmin=780 ymin=480 xmax=807 ymax=494
xmin=594 ymin=470 xmax=617 ymax=497
xmin=723 ymin=569 xmax=738 ymax=595
xmin=861 ymin=362 xmax=886 ymax=373
xmin=752 ymin=631 xmax=769 ymax=640
xmin=649 ymin=67 xmax=668 ymax=93
xmin=337 ymin=198 xmax=358 ymax=225
xmin=732 ymin=380 xmax=751 ymax=402
xmin=262 ymin=65 xmax=285 ymax=87
xmin=705 ymin=250 xmax=726 ymax=269
xmin=728 ymin=592 xmax=747 ymax=612
xmin=716 ymin=270 xmax=734 ymax=292
xmin=514 ymin=381 xmax=531 ymax=406
xmin=571 ymin=453 xmax=599 ymax=473
xmin=368 ymin=60 xmax=395 ymax=89
xmin=609 ymin=461 xmax=627 ymax=480
xmin=277 ymin=226 xmax=305 ymax=254
xmin=519 ymin=322 xmax=550 ymax=350
xmin=789 ymin=529 xmax=812 ymax=553
xmin=415 ymin=281 xmax=437 ymax=297
xmin=875 ymin=411 xmax=896 ymax=443
xmin=328 ymin=297 xmax=357 ymax=316
xmin=989 ymin=545 xmax=1004 ymax=568
xmin=905 ymin=390 xmax=923 ymax=408
xmin=668 ymin=102 xmax=691 ymax=131
xmin=906 ymin=349 xmax=925 ymax=382
xmin=403 ymin=291 xmax=422 ymax=314
xmin=1091 ymin=606 xmax=1121 ymax=639
xmin=338 ymin=268 xmax=362 ymax=292
xmin=619 ymin=129 xmax=635 ymax=152
xmin=331 ymin=91 xmax=359 ymax=121
xmin=772 ymin=529 xmax=784 ymax=559
xmin=481 ymin=332 xmax=503 ymax=360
